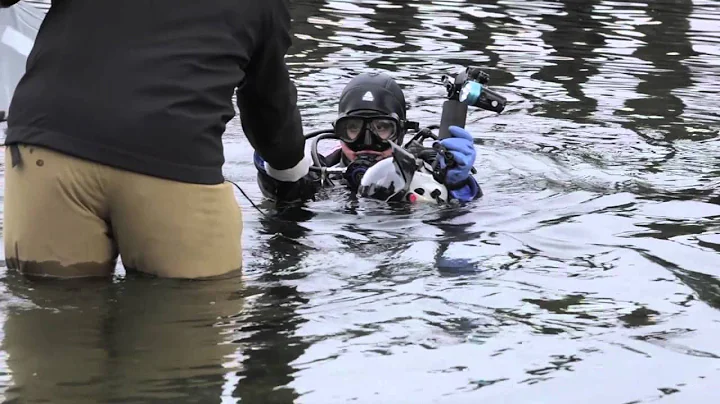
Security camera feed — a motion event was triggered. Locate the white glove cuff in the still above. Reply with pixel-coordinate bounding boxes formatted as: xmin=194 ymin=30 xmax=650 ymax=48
xmin=264 ymin=153 xmax=312 ymax=183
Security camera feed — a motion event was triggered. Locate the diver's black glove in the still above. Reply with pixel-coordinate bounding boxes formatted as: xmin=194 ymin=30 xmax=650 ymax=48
xmin=254 ymin=152 xmax=321 ymax=204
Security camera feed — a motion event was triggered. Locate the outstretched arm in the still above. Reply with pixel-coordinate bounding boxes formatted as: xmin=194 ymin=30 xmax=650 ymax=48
xmin=236 ymin=0 xmax=311 ymax=184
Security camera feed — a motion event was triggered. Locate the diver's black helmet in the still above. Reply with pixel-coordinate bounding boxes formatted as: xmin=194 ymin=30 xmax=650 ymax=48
xmin=338 ymin=72 xmax=408 ymax=126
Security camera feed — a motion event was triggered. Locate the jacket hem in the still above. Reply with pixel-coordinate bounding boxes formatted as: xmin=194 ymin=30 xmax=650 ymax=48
xmin=4 ymin=126 xmax=225 ymax=185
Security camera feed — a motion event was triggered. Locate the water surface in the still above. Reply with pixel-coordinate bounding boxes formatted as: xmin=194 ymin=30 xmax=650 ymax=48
xmin=1 ymin=0 xmax=720 ymax=403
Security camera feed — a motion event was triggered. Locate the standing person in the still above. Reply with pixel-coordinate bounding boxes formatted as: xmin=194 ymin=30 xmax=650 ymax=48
xmin=0 ymin=0 xmax=311 ymax=279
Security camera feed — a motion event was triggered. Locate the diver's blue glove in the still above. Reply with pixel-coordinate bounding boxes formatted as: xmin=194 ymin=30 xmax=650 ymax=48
xmin=436 ymin=126 xmax=476 ymax=187
xmin=433 ymin=126 xmax=481 ymax=203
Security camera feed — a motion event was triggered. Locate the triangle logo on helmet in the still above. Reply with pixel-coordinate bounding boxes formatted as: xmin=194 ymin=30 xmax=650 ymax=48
xmin=362 ymin=91 xmax=374 ymax=102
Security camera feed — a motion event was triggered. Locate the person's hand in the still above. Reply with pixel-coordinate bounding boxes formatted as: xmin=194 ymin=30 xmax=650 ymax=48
xmin=254 ymin=152 xmax=320 ymax=203
xmin=435 ymin=125 xmax=476 ymax=187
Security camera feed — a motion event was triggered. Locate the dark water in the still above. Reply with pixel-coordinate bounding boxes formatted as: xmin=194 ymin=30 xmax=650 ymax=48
xmin=2 ymin=0 xmax=720 ymax=402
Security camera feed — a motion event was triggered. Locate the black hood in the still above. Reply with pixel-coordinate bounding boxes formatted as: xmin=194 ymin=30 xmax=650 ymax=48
xmin=338 ymin=72 xmax=407 ymax=120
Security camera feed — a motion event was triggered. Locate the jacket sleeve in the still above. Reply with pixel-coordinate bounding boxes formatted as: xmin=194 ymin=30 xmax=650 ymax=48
xmin=0 ymin=0 xmax=21 ymax=8
xmin=254 ymin=151 xmax=322 ymax=203
xmin=236 ymin=0 xmax=310 ymax=183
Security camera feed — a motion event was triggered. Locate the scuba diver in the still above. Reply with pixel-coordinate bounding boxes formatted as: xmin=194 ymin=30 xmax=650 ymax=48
xmin=253 ymin=68 xmax=506 ymax=205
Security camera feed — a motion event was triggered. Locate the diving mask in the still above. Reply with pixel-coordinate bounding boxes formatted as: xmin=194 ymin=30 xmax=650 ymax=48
xmin=334 ymin=113 xmax=401 ymax=151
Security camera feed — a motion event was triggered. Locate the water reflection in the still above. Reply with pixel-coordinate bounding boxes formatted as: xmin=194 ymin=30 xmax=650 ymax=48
xmin=0 ymin=271 xmax=243 ymax=403
xmin=229 ymin=209 xmax=314 ymax=403
xmin=533 ymin=0 xmax=604 ymax=122
xmin=620 ymin=0 xmax=696 ymax=143
xmin=1 ymin=0 xmax=720 ymax=402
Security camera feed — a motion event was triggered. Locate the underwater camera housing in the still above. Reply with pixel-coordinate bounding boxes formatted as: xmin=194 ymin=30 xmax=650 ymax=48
xmin=438 ymin=66 xmax=507 ymax=139
xmin=358 ymin=141 xmax=449 ymax=204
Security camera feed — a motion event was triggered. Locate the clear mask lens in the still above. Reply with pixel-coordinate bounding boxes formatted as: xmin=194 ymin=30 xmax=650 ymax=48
xmin=335 ymin=116 xmax=399 ymax=143
xmin=369 ymin=119 xmax=397 ymax=140
xmin=342 ymin=118 xmax=365 ymax=141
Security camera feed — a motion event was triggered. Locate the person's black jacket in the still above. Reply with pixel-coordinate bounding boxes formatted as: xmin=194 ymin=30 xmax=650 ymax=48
xmin=2 ymin=0 xmax=306 ymax=185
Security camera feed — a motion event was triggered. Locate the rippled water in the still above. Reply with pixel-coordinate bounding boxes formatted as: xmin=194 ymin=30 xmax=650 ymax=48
xmin=1 ymin=0 xmax=720 ymax=403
